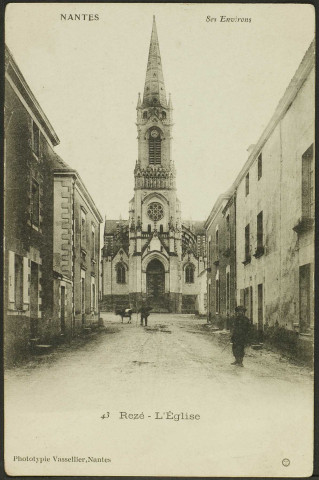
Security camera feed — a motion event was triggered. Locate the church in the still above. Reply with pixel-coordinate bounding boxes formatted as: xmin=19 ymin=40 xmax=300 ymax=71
xmin=101 ymin=17 xmax=207 ymax=314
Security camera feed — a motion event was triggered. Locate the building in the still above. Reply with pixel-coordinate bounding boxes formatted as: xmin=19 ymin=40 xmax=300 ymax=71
xmin=53 ymin=169 xmax=103 ymax=335
xmin=205 ymin=40 xmax=314 ymax=336
xmin=4 ymin=46 xmax=102 ymax=362
xmin=205 ymin=189 xmax=236 ymax=328
xmin=101 ymin=18 xmax=206 ymax=314
xmin=235 ymin=40 xmax=314 ymax=335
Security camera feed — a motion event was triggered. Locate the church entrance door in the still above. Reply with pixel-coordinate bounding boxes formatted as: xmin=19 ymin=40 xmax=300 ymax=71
xmin=146 ymin=259 xmax=166 ymax=312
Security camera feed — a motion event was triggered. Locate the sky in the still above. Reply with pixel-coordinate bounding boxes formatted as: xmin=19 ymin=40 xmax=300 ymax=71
xmin=5 ymin=3 xmax=315 ymax=222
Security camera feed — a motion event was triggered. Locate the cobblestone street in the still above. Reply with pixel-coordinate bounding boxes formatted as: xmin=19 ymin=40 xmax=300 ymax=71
xmin=5 ymin=314 xmax=313 ymax=477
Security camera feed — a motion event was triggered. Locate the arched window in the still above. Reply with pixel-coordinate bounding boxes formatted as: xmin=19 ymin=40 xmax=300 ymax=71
xmin=161 ymin=111 xmax=166 ymax=119
xmin=116 ymin=263 xmax=126 ymax=284
xmin=149 ymin=129 xmax=161 ymax=165
xmin=143 ymin=111 xmax=148 ymax=119
xmin=185 ymin=264 xmax=195 ymax=284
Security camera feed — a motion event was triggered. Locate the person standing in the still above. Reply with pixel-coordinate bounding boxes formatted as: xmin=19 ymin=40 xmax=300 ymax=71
xmin=140 ymin=303 xmax=152 ymax=326
xmin=230 ymin=305 xmax=252 ymax=367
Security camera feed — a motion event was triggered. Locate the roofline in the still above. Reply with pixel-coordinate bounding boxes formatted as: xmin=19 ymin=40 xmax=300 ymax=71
xmin=5 ymin=45 xmax=60 ymax=146
xmin=204 ymin=39 xmax=314 ymax=232
xmin=232 ymin=39 xmax=315 ymax=191
xmin=204 ymin=192 xmax=232 ymax=230
xmin=54 ymin=169 xmax=103 ymax=223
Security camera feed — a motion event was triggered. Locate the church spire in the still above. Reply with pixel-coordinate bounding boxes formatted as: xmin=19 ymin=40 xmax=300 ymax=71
xmin=142 ymin=16 xmax=167 ymax=108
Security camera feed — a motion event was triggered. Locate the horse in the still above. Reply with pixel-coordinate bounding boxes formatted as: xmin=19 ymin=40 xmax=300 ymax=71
xmin=115 ymin=308 xmax=133 ymax=323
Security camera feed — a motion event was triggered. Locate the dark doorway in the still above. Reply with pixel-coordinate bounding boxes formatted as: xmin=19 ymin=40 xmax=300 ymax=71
xmin=61 ymin=286 xmax=66 ymax=334
xmin=257 ymin=284 xmax=263 ymax=330
xmin=30 ymin=262 xmax=38 ymax=337
xmin=299 ymin=264 xmax=311 ymax=333
xmin=146 ymin=259 xmax=165 ymax=311
xmin=81 ymin=277 xmax=85 ymax=325
xmin=257 ymin=283 xmax=264 ymax=342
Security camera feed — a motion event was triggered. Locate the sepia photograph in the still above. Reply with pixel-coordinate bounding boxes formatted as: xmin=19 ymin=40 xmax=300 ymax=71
xmin=3 ymin=3 xmax=315 ymax=477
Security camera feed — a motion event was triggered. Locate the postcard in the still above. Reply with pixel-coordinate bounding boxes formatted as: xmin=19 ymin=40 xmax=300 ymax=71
xmin=4 ymin=3 xmax=315 ymax=477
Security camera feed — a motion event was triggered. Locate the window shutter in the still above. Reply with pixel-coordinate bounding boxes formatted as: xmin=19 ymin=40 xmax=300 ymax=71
xmin=8 ymin=251 xmax=15 ymax=304
xmin=23 ymin=257 xmax=29 ymax=305
xmin=240 ymin=289 xmax=244 ymax=307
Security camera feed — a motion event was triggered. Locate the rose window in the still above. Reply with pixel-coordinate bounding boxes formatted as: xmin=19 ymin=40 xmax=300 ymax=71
xmin=147 ymin=202 xmax=164 ymax=221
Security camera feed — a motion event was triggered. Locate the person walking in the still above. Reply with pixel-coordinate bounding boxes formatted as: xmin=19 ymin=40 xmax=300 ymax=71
xmin=230 ymin=305 xmax=252 ymax=367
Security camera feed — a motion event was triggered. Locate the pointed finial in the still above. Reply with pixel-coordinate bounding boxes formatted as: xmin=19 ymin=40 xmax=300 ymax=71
xmin=137 ymin=92 xmax=141 ymax=108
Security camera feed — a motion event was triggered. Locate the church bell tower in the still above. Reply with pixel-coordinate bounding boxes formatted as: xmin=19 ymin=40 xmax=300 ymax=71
xmin=128 ymin=16 xmax=182 ymax=312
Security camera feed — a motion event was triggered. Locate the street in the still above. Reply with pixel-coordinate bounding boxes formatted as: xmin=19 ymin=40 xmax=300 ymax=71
xmin=5 ymin=314 xmax=313 ymax=477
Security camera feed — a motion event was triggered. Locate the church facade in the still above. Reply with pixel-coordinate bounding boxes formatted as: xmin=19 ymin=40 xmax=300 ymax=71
xmin=101 ymin=18 xmax=206 ymax=314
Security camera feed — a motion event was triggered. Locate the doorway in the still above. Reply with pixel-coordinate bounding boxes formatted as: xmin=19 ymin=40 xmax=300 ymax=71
xmin=30 ymin=262 xmax=38 ymax=337
xmin=61 ymin=286 xmax=66 ymax=334
xmin=257 ymin=283 xmax=264 ymax=342
xmin=146 ymin=259 xmax=165 ymax=311
xmin=299 ymin=264 xmax=311 ymax=333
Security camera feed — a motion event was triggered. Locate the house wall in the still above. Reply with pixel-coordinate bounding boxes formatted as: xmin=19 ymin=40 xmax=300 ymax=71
xmin=73 ymin=184 xmax=100 ymax=330
xmin=236 ymin=66 xmax=314 ymax=332
xmin=206 ymin=196 xmax=236 ymax=327
xmin=5 ymin=79 xmax=54 ymax=360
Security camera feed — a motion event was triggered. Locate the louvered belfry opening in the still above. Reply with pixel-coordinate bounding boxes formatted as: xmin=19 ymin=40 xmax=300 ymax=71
xmin=149 ymin=134 xmax=161 ymax=165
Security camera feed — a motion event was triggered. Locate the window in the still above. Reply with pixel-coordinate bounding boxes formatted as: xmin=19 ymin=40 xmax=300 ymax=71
xmin=143 ymin=111 xmax=148 ymax=119
xmin=245 ymin=173 xmax=249 ymax=196
xmin=185 ymin=264 xmax=194 ymax=284
xmin=258 ymin=153 xmax=262 ymax=180
xmin=116 ymin=263 xmax=126 ymax=284
xmin=147 ymin=202 xmax=164 ymax=221
xmin=215 ymin=229 xmax=219 ymax=257
xmin=91 ymin=225 xmax=95 ymax=259
xmin=32 ymin=121 xmax=40 ymax=157
xmin=31 ymin=179 xmax=40 ymax=226
xmin=159 ymin=224 xmax=163 ymax=233
xmin=226 ymin=215 xmax=230 ymax=249
xmin=257 ymin=211 xmax=263 ymax=250
xmin=302 ymin=144 xmax=314 ymax=218
xmin=245 ymin=224 xmax=250 ymax=261
xmin=149 ymin=129 xmax=161 ymax=165
xmin=161 ymin=111 xmax=166 ymax=119
xmin=148 ymin=224 xmax=152 ymax=233
xmin=81 ymin=209 xmax=86 ymax=250
xmin=14 ymin=254 xmax=23 ymax=310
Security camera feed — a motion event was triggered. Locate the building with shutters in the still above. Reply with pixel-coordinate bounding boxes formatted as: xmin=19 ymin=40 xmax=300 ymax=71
xmin=205 ymin=189 xmax=236 ymax=329
xmin=101 ymin=18 xmax=207 ymax=314
xmin=205 ymin=39 xmax=314 ymax=336
xmin=4 ymin=46 xmax=102 ymax=363
xmin=235 ymin=40 xmax=314 ymax=335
